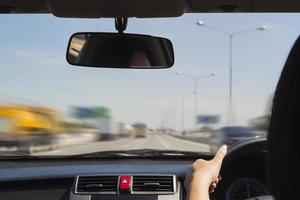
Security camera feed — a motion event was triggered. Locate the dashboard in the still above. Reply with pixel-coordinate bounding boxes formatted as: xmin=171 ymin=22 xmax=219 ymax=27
xmin=0 ymin=139 xmax=269 ymax=200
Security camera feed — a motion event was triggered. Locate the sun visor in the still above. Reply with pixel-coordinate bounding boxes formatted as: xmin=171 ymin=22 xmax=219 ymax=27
xmin=189 ymin=0 xmax=300 ymax=12
xmin=46 ymin=0 xmax=186 ymax=18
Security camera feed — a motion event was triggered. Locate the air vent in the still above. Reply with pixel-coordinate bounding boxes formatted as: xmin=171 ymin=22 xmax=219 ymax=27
xmin=132 ymin=175 xmax=176 ymax=194
xmin=75 ymin=175 xmax=118 ymax=194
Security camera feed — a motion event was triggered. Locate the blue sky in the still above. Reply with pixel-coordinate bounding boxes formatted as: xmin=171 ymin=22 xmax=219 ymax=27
xmin=0 ymin=13 xmax=300 ymax=130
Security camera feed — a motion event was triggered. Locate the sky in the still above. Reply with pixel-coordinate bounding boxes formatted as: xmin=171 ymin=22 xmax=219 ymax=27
xmin=0 ymin=13 xmax=300 ymax=130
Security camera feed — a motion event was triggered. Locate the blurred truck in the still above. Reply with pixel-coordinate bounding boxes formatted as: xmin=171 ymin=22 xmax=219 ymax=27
xmin=0 ymin=105 xmax=64 ymax=151
xmin=97 ymin=118 xmax=119 ymax=140
xmin=132 ymin=123 xmax=147 ymax=138
xmin=118 ymin=122 xmax=133 ymax=137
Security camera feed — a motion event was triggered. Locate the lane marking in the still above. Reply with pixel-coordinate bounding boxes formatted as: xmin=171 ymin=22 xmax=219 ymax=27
xmin=166 ymin=135 xmax=210 ymax=146
xmin=121 ymin=138 xmax=145 ymax=148
xmin=155 ymin=135 xmax=170 ymax=149
xmin=166 ymin=135 xmax=210 ymax=152
xmin=130 ymin=138 xmax=148 ymax=149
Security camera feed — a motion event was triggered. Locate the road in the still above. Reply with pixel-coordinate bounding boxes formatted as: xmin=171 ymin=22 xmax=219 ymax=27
xmin=34 ymin=134 xmax=211 ymax=156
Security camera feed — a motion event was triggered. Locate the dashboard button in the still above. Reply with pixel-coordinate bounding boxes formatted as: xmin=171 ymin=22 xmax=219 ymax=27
xmin=119 ymin=176 xmax=131 ymax=192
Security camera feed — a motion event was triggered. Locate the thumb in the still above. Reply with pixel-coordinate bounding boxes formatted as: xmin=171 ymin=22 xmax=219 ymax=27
xmin=212 ymin=145 xmax=227 ymax=165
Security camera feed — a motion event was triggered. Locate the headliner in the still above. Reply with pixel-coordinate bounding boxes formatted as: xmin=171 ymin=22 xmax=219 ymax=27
xmin=1 ymin=0 xmax=300 ymax=18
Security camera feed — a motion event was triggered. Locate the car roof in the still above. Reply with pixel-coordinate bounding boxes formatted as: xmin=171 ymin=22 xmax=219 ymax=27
xmin=1 ymin=0 xmax=300 ymax=18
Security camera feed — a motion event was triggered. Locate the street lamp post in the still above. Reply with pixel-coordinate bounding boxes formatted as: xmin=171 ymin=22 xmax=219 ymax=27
xmin=176 ymin=71 xmax=215 ymax=127
xmin=170 ymin=91 xmax=193 ymax=132
xmin=180 ymin=94 xmax=185 ymax=132
xmin=196 ymin=21 xmax=267 ymax=123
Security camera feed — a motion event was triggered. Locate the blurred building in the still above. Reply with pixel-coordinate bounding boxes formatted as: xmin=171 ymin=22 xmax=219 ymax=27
xmin=70 ymin=106 xmax=132 ymax=138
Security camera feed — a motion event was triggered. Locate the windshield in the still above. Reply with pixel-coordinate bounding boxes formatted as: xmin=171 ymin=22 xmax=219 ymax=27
xmin=0 ymin=14 xmax=297 ymax=156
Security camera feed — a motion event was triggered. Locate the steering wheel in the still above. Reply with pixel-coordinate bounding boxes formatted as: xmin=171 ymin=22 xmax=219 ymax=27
xmin=223 ymin=138 xmax=268 ymax=167
xmin=212 ymin=138 xmax=269 ymax=200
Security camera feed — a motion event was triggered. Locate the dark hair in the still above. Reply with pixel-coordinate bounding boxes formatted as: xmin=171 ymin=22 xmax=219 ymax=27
xmin=267 ymin=36 xmax=300 ymax=200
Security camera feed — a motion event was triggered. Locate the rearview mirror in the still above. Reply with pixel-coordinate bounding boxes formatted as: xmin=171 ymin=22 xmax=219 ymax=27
xmin=66 ymin=33 xmax=174 ymax=69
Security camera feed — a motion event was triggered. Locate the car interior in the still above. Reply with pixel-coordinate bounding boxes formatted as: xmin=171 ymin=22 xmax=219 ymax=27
xmin=0 ymin=139 xmax=268 ymax=200
xmin=1 ymin=0 xmax=300 ymax=200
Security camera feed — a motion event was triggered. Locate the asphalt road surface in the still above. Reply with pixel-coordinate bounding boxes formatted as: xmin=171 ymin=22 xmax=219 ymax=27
xmin=34 ymin=134 xmax=211 ymax=156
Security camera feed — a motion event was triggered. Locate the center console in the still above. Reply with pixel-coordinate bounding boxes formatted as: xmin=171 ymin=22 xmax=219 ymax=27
xmin=70 ymin=174 xmax=182 ymax=200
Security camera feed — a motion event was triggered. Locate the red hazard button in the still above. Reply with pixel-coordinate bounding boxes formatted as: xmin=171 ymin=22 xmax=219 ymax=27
xmin=119 ymin=176 xmax=131 ymax=191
